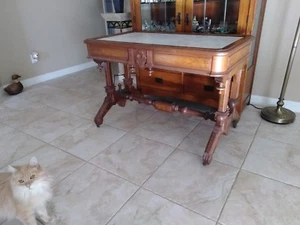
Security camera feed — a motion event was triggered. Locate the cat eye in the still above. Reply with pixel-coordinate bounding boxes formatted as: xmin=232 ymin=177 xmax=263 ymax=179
xmin=30 ymin=175 xmax=35 ymax=179
xmin=18 ymin=180 xmax=24 ymax=183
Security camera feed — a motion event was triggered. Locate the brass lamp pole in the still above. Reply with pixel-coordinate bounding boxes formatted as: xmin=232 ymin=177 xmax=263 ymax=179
xmin=260 ymin=17 xmax=300 ymax=124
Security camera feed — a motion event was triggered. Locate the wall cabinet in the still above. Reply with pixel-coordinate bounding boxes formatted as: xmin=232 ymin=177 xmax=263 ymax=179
xmin=129 ymin=0 xmax=266 ymax=112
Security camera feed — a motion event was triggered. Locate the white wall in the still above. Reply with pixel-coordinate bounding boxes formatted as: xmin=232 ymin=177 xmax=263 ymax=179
xmin=253 ymin=0 xmax=300 ymax=102
xmin=0 ymin=0 xmax=105 ymax=86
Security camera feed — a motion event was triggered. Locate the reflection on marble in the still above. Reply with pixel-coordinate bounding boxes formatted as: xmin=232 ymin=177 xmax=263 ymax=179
xmin=0 ymin=123 xmax=45 ymax=169
xmin=0 ymin=97 xmax=57 ymax=128
xmin=90 ymin=133 xmax=174 ymax=185
xmin=219 ymin=171 xmax=300 ymax=225
xmin=100 ymin=32 xmax=242 ymax=49
xmin=144 ymin=150 xmax=238 ymax=220
xmin=4 ymin=145 xmax=85 ymax=186
xmin=256 ymin=117 xmax=300 ymax=147
xmin=53 ymin=163 xmax=138 ymax=225
xmin=20 ymin=111 xmax=88 ymax=143
xmin=107 ymin=189 xmax=215 ymax=225
xmin=103 ymin=105 xmax=154 ymax=131
xmin=243 ymin=137 xmax=300 ymax=188
xmin=51 ymin=123 xmax=126 ymax=161
xmin=132 ymin=112 xmax=198 ymax=147
xmin=178 ymin=123 xmax=254 ymax=167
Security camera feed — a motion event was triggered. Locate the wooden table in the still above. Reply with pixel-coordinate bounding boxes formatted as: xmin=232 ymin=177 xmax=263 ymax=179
xmin=84 ymin=32 xmax=253 ymax=165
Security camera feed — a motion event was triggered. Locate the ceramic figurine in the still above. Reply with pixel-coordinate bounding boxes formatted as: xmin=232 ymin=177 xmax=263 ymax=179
xmin=4 ymin=74 xmax=23 ymax=95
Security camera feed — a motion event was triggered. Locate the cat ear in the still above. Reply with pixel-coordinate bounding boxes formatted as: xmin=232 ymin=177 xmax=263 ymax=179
xmin=8 ymin=165 xmax=17 ymax=173
xmin=29 ymin=157 xmax=38 ymax=166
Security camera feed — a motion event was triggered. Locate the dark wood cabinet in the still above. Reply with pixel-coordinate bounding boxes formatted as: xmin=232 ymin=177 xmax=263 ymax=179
xmin=130 ymin=0 xmax=266 ymax=113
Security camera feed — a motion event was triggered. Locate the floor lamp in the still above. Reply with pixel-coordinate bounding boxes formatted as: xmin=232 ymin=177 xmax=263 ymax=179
xmin=260 ymin=17 xmax=300 ymax=124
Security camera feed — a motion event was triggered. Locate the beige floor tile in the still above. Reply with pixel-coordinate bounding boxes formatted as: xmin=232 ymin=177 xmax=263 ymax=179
xmin=52 ymin=163 xmax=138 ymax=225
xmin=103 ymin=105 xmax=154 ymax=131
xmin=233 ymin=106 xmax=261 ymax=135
xmin=0 ymin=97 xmax=57 ymax=128
xmin=219 ymin=171 xmax=300 ymax=225
xmin=44 ymin=69 xmax=105 ymax=97
xmin=243 ymin=137 xmax=300 ymax=187
xmin=144 ymin=150 xmax=238 ymax=220
xmin=1 ymin=219 xmax=43 ymax=225
xmin=256 ymin=117 xmax=300 ymax=147
xmin=20 ymin=85 xmax=64 ymax=100
xmin=107 ymin=188 xmax=215 ymax=225
xmin=90 ymin=133 xmax=174 ymax=185
xmin=0 ymin=123 xmax=45 ymax=169
xmin=20 ymin=85 xmax=89 ymax=110
xmin=178 ymin=123 xmax=254 ymax=167
xmin=6 ymin=145 xmax=85 ymax=186
xmin=51 ymin=123 xmax=126 ymax=161
xmin=43 ymin=74 xmax=87 ymax=90
xmin=132 ymin=112 xmax=198 ymax=147
xmin=20 ymin=111 xmax=89 ymax=142
xmin=62 ymin=94 xmax=106 ymax=120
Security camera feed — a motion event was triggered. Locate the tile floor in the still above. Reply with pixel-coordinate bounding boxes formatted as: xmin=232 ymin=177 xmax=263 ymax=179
xmin=1 ymin=68 xmax=300 ymax=225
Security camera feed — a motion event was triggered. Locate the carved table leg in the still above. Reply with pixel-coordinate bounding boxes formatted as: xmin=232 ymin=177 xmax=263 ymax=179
xmin=202 ymin=77 xmax=231 ymax=165
xmin=203 ymin=111 xmax=228 ymax=165
xmin=229 ymin=64 xmax=246 ymax=128
xmin=94 ymin=61 xmax=123 ymax=127
xmin=94 ymin=95 xmax=113 ymax=127
xmin=229 ymin=98 xmax=239 ymax=128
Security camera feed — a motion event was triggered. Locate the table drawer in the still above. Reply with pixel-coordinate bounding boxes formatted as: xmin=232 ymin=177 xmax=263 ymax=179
xmin=183 ymin=73 xmax=219 ymax=99
xmin=139 ymin=68 xmax=182 ymax=93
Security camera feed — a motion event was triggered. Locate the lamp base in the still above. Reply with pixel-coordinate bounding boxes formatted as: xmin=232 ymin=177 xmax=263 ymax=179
xmin=260 ymin=106 xmax=296 ymax=124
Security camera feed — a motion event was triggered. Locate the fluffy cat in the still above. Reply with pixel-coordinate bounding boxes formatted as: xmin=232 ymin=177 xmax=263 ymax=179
xmin=0 ymin=157 xmax=53 ymax=225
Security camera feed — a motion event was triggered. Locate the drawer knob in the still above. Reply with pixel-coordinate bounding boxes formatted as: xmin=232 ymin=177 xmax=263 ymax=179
xmin=204 ymin=85 xmax=214 ymax=92
xmin=155 ymin=77 xmax=164 ymax=84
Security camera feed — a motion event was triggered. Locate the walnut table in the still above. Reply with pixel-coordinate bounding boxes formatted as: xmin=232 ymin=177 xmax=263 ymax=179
xmin=84 ymin=32 xmax=253 ymax=165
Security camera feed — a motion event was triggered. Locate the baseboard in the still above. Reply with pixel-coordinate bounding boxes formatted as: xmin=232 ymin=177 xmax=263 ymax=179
xmin=251 ymin=95 xmax=300 ymax=113
xmin=2 ymin=61 xmax=97 ymax=88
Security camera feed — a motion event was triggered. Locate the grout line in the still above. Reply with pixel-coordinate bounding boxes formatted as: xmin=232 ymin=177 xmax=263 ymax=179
xmin=104 ymin=186 xmax=142 ymax=225
xmin=94 ymin=115 xmax=200 ymax=224
xmin=102 ymin=146 xmax=178 ymax=225
xmin=141 ymin=186 xmax=217 ymax=223
xmin=240 ymin=168 xmax=300 ymax=191
xmin=215 ymin=118 xmax=262 ymax=224
xmin=255 ymin=135 xmax=300 ymax=149
xmin=87 ymin=161 xmax=139 ymax=187
xmin=51 ymin=162 xmax=88 ymax=189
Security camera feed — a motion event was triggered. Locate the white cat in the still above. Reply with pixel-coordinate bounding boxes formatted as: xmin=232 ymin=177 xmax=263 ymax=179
xmin=0 ymin=157 xmax=53 ymax=225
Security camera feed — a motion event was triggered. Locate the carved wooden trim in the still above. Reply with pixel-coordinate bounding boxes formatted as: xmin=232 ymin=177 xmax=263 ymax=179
xmin=94 ymin=60 xmax=105 ymax=72
xmin=135 ymin=49 xmax=147 ymax=67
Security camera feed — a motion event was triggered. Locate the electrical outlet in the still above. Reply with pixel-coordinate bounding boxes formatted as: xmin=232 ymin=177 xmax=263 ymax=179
xmin=30 ymin=52 xmax=39 ymax=64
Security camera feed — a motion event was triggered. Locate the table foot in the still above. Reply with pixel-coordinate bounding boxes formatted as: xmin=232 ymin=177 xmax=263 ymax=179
xmin=202 ymin=152 xmax=213 ymax=166
xmin=202 ymin=111 xmax=228 ymax=165
xmin=232 ymin=120 xmax=239 ymax=128
xmin=228 ymin=98 xmax=240 ymax=128
xmin=94 ymin=97 xmax=113 ymax=127
xmin=202 ymin=131 xmax=222 ymax=165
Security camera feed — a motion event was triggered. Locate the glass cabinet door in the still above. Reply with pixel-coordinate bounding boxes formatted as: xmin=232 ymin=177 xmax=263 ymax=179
xmin=188 ymin=0 xmax=241 ymax=34
xmin=139 ymin=0 xmax=177 ymax=32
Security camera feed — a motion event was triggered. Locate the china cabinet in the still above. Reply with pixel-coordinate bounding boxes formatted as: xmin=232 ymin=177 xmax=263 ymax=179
xmin=129 ymin=0 xmax=266 ymax=112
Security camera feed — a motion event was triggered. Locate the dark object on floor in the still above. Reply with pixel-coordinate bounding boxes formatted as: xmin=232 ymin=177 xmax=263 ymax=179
xmin=4 ymin=74 xmax=23 ymax=95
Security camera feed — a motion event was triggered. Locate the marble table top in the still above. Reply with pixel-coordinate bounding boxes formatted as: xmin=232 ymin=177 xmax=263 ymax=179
xmin=99 ymin=32 xmax=242 ymax=49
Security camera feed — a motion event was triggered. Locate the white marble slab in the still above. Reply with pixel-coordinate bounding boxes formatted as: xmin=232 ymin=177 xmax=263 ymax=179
xmin=99 ymin=32 xmax=242 ymax=49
